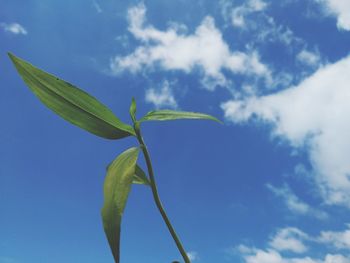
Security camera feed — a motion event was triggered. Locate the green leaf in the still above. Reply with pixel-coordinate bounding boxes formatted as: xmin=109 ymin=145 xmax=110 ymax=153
xmin=140 ymin=109 xmax=222 ymax=123
xmin=101 ymin=147 xmax=139 ymax=263
xmin=8 ymin=53 xmax=135 ymax=139
xmin=106 ymin=163 xmax=150 ymax=186
xmin=129 ymin=97 xmax=137 ymax=123
xmin=133 ymin=165 xmax=151 ymax=186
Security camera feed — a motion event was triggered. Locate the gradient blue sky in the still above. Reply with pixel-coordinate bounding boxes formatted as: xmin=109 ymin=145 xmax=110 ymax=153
xmin=2 ymin=0 xmax=350 ymax=262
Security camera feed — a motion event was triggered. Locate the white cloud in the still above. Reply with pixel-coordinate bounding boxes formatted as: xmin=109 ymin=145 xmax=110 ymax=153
xmin=187 ymin=251 xmax=199 ymax=261
xmin=269 ymin=227 xmax=309 ymax=253
xmin=110 ymin=3 xmax=271 ymax=90
xmin=318 ymin=224 xmax=350 ymax=250
xmin=0 ymin=23 xmax=27 ymax=35
xmin=220 ymin=0 xmax=302 ymax=46
xmin=267 ymin=184 xmax=328 ymax=219
xmin=319 ymin=0 xmax=350 ymax=30
xmin=231 ymin=0 xmax=268 ymax=28
xmin=145 ymin=80 xmax=178 ymax=109
xmin=222 ymin=55 xmax=350 ymax=207
xmin=220 ymin=0 xmax=310 ymax=89
xmin=323 ymin=254 xmax=350 ymax=263
xmin=297 ymin=49 xmax=322 ymax=68
xmin=258 ymin=19 xmax=297 ymax=46
xmin=236 ymin=225 xmax=350 ymax=263
xmin=220 ymin=0 xmax=267 ymax=28
xmin=240 ymin=248 xmax=350 ymax=263
xmin=236 ymin=244 xmax=258 ymax=254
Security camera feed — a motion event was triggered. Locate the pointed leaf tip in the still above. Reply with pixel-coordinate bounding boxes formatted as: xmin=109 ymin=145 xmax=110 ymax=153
xmin=8 ymin=53 xmax=135 ymax=139
xmin=102 ymin=147 xmax=140 ymax=262
xmin=129 ymin=97 xmax=137 ymax=123
xmin=133 ymin=165 xmax=151 ymax=186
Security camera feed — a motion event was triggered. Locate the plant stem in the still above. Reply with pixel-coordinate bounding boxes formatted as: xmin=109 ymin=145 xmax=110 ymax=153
xmin=135 ymin=126 xmax=191 ymax=263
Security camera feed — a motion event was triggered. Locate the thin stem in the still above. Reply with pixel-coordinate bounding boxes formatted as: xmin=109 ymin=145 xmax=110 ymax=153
xmin=134 ymin=126 xmax=191 ymax=263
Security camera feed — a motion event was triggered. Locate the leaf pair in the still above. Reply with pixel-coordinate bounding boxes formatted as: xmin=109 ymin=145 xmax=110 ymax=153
xmin=9 ymin=53 xmax=220 ymax=140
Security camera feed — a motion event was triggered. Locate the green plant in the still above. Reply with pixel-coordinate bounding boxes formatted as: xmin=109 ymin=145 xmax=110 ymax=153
xmin=8 ymin=53 xmax=221 ymax=263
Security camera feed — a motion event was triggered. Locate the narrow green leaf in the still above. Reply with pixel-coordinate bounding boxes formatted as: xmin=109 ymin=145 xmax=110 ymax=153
xmin=8 ymin=53 xmax=135 ymax=139
xmin=133 ymin=165 xmax=151 ymax=186
xmin=101 ymin=147 xmax=139 ymax=263
xmin=140 ymin=109 xmax=222 ymax=123
xmin=129 ymin=97 xmax=137 ymax=123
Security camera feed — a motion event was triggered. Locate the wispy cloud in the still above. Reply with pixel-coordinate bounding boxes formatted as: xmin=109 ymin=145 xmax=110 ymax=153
xmin=222 ymin=55 xmax=350 ymax=207
xmin=92 ymin=0 xmax=102 ymax=13
xmin=296 ymin=49 xmax=322 ymax=68
xmin=267 ymin=184 xmax=328 ymax=219
xmin=219 ymin=0 xmax=318 ymax=89
xmin=221 ymin=0 xmax=267 ymax=28
xmin=145 ymin=80 xmax=178 ymax=109
xmin=0 ymin=22 xmax=27 ymax=35
xmin=110 ymin=3 xmax=271 ymax=90
xmin=220 ymin=0 xmax=302 ymax=46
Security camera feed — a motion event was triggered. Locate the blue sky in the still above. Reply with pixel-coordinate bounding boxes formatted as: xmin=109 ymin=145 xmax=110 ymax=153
xmin=1 ymin=0 xmax=350 ymax=262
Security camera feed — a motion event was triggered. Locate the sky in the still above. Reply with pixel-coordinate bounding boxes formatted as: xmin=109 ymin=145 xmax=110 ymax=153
xmin=1 ymin=0 xmax=350 ymax=262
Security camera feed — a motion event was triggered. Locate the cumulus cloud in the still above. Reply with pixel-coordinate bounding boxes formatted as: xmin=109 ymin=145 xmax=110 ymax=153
xmin=267 ymin=184 xmax=328 ymax=219
xmin=269 ymin=227 xmax=309 ymax=253
xmin=110 ymin=3 xmax=271 ymax=90
xmin=145 ymin=80 xmax=178 ymax=109
xmin=319 ymin=0 xmax=350 ymax=30
xmin=222 ymin=55 xmax=350 ymax=207
xmin=0 ymin=22 xmax=27 ymax=35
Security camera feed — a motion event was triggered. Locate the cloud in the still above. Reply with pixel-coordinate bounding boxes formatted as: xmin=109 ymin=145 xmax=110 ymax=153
xmin=267 ymin=184 xmax=328 ymax=219
xmin=229 ymin=0 xmax=268 ymax=28
xmin=220 ymin=0 xmax=302 ymax=46
xmin=318 ymin=224 xmax=350 ymax=250
xmin=319 ymin=0 xmax=350 ymax=30
xmin=240 ymin=248 xmax=350 ymax=263
xmin=0 ymin=23 xmax=27 ymax=35
xmin=110 ymin=3 xmax=271 ymax=90
xmin=296 ymin=49 xmax=322 ymax=68
xmin=222 ymin=55 xmax=350 ymax=207
xmin=92 ymin=0 xmax=102 ymax=13
xmin=269 ymin=227 xmax=309 ymax=253
xmin=145 ymin=80 xmax=178 ymax=109
xmin=220 ymin=0 xmax=315 ymax=88
xmin=236 ymin=225 xmax=350 ymax=263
